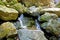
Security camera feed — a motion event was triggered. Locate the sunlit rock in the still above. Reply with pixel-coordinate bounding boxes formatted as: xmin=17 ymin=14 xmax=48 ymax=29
xmin=41 ymin=8 xmax=60 ymax=17
xmin=39 ymin=12 xmax=58 ymax=21
xmin=11 ymin=3 xmax=28 ymax=13
xmin=18 ymin=29 xmax=47 ymax=40
xmin=0 ymin=22 xmax=17 ymax=38
xmin=21 ymin=0 xmax=52 ymax=7
xmin=0 ymin=5 xmax=18 ymax=21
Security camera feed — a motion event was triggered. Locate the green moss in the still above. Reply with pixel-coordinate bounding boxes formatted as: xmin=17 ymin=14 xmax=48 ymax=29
xmin=11 ymin=3 xmax=28 ymax=13
xmin=40 ymin=12 xmax=58 ymax=21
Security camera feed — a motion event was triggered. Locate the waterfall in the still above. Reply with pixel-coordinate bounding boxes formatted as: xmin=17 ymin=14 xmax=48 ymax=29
xmin=18 ymin=14 xmax=27 ymax=29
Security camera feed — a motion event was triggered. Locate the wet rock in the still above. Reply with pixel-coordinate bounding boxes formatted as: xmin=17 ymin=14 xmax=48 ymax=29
xmin=18 ymin=29 xmax=47 ymax=40
xmin=41 ymin=19 xmax=60 ymax=37
xmin=13 ymin=21 xmax=21 ymax=29
xmin=46 ymin=19 xmax=60 ymax=37
xmin=21 ymin=0 xmax=52 ymax=7
xmin=41 ymin=22 xmax=48 ymax=29
xmin=39 ymin=12 xmax=58 ymax=21
xmin=49 ymin=36 xmax=57 ymax=40
xmin=11 ymin=3 xmax=28 ymax=13
xmin=41 ymin=8 xmax=60 ymax=17
xmin=28 ymin=6 xmax=42 ymax=16
xmin=0 ymin=22 xmax=17 ymax=38
xmin=0 ymin=5 xmax=18 ymax=21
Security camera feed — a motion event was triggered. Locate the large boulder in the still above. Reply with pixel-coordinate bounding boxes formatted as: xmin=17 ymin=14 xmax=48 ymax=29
xmin=18 ymin=29 xmax=47 ymax=40
xmin=0 ymin=22 xmax=17 ymax=39
xmin=21 ymin=0 xmax=51 ymax=7
xmin=0 ymin=5 xmax=18 ymax=21
xmin=41 ymin=19 xmax=60 ymax=37
xmin=41 ymin=8 xmax=60 ymax=17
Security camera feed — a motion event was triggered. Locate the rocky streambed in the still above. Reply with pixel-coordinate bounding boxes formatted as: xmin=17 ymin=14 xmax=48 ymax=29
xmin=0 ymin=0 xmax=60 ymax=40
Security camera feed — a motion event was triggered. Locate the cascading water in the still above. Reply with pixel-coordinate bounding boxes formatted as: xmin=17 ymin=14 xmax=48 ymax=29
xmin=35 ymin=15 xmax=41 ymax=30
xmin=18 ymin=14 xmax=27 ymax=29
xmin=28 ymin=6 xmax=41 ymax=30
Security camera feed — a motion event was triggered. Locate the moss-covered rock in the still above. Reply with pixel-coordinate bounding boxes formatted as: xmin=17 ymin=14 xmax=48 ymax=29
xmin=0 ymin=22 xmax=17 ymax=39
xmin=46 ymin=19 xmax=60 ymax=36
xmin=0 ymin=5 xmax=18 ymax=21
xmin=11 ymin=3 xmax=28 ymax=13
xmin=41 ymin=19 xmax=60 ymax=37
xmin=39 ymin=12 xmax=58 ymax=21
